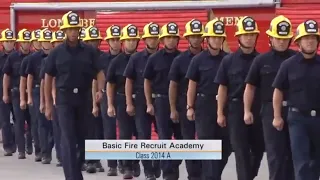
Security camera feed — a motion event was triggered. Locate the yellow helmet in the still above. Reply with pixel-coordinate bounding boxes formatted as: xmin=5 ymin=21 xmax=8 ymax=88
xmin=266 ymin=15 xmax=293 ymax=39
xmin=183 ymin=19 xmax=204 ymax=37
xmin=159 ymin=22 xmax=180 ymax=39
xmin=82 ymin=26 xmax=103 ymax=41
xmin=31 ymin=29 xmax=41 ymax=41
xmin=120 ymin=24 xmax=140 ymax=41
xmin=105 ymin=25 xmax=121 ymax=40
xmin=294 ymin=20 xmax=320 ymax=42
xmin=202 ymin=18 xmax=226 ymax=38
xmin=0 ymin=29 xmax=16 ymax=42
xmin=79 ymin=27 xmax=86 ymax=40
xmin=51 ymin=30 xmax=65 ymax=43
xmin=60 ymin=11 xmax=82 ymax=30
xmin=142 ymin=22 xmax=160 ymax=39
xmin=16 ymin=29 xmax=32 ymax=42
xmin=38 ymin=28 xmax=53 ymax=42
xmin=235 ymin=16 xmax=260 ymax=36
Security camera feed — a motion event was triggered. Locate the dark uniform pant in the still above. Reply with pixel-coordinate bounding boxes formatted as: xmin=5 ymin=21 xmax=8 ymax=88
xmin=56 ymin=89 xmax=91 ymax=180
xmin=52 ymin=106 xmax=62 ymax=162
xmin=11 ymin=88 xmax=30 ymax=153
xmin=116 ymin=93 xmax=139 ymax=170
xmin=28 ymin=102 xmax=41 ymax=155
xmin=134 ymin=92 xmax=158 ymax=175
xmin=0 ymin=101 xmax=15 ymax=152
xmin=86 ymin=104 xmax=104 ymax=165
xmin=100 ymin=93 xmax=120 ymax=168
xmin=261 ymin=102 xmax=294 ymax=180
xmin=287 ymin=108 xmax=320 ymax=180
xmin=178 ymin=94 xmax=202 ymax=180
xmin=195 ymin=94 xmax=231 ymax=180
xmin=153 ymin=94 xmax=182 ymax=178
xmin=33 ymin=87 xmax=54 ymax=158
xmin=227 ymin=99 xmax=264 ymax=180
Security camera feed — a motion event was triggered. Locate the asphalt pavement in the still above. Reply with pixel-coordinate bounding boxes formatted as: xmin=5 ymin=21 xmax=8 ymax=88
xmin=0 ymin=147 xmax=269 ymax=180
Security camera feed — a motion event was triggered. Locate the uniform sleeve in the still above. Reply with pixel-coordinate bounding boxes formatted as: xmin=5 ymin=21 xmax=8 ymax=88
xmin=143 ymin=56 xmax=155 ymax=80
xmin=44 ymin=50 xmax=57 ymax=76
xmin=272 ymin=61 xmax=289 ymax=91
xmin=214 ymin=56 xmax=230 ymax=86
xmin=91 ymin=48 xmax=104 ymax=74
xmin=39 ymin=58 xmax=46 ymax=79
xmin=25 ymin=56 xmax=35 ymax=76
xmin=2 ymin=55 xmax=12 ymax=75
xmin=168 ymin=57 xmax=181 ymax=82
xmin=106 ymin=58 xmax=117 ymax=84
xmin=19 ymin=57 xmax=28 ymax=77
xmin=185 ymin=57 xmax=199 ymax=82
xmin=245 ymin=56 xmax=261 ymax=87
xmin=123 ymin=55 xmax=136 ymax=80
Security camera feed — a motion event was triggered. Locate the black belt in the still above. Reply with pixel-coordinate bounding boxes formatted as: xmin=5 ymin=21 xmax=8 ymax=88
xmin=58 ymin=88 xmax=89 ymax=94
xmin=33 ymin=84 xmax=40 ymax=88
xmin=152 ymin=93 xmax=168 ymax=98
xmin=230 ymin=98 xmax=241 ymax=102
xmin=196 ymin=93 xmax=216 ymax=97
xmin=289 ymin=107 xmax=320 ymax=117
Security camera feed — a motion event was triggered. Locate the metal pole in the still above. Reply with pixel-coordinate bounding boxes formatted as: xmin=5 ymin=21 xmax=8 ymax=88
xmin=10 ymin=6 xmax=16 ymax=34
xmin=11 ymin=0 xmax=275 ymax=11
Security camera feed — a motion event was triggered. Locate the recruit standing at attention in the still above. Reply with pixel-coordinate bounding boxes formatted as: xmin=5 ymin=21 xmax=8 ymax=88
xmin=272 ymin=19 xmax=320 ymax=180
xmin=214 ymin=16 xmax=265 ymax=180
xmin=244 ymin=15 xmax=296 ymax=180
xmin=106 ymin=24 xmax=141 ymax=179
xmin=0 ymin=28 xmax=16 ymax=156
xmin=124 ymin=22 xmax=161 ymax=180
xmin=26 ymin=28 xmax=54 ymax=164
xmin=3 ymin=29 xmax=32 ymax=159
xmin=169 ymin=19 xmax=203 ymax=180
xmin=143 ymin=22 xmax=182 ymax=180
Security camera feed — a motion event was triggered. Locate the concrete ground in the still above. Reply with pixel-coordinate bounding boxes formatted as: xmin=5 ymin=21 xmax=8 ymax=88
xmin=0 ymin=147 xmax=269 ymax=180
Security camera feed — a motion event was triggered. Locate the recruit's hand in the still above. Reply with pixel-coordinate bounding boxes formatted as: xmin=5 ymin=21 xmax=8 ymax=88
xmin=20 ymin=100 xmax=27 ymax=110
xmin=186 ymin=108 xmax=195 ymax=121
xmin=92 ymin=105 xmax=99 ymax=117
xmin=244 ymin=111 xmax=254 ymax=125
xmin=170 ymin=109 xmax=179 ymax=123
xmin=3 ymin=95 xmax=9 ymax=104
xmin=107 ymin=105 xmax=116 ymax=117
xmin=126 ymin=104 xmax=135 ymax=116
xmin=146 ymin=104 xmax=155 ymax=116
xmin=273 ymin=116 xmax=284 ymax=131
xmin=45 ymin=103 xmax=53 ymax=120
xmin=39 ymin=102 xmax=45 ymax=114
xmin=217 ymin=114 xmax=227 ymax=127
xmin=27 ymin=98 xmax=33 ymax=106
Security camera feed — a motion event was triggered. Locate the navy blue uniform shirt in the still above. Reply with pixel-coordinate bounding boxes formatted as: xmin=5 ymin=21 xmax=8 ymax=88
xmin=186 ymin=50 xmax=227 ymax=96
xmin=100 ymin=51 xmax=119 ymax=83
xmin=214 ymin=48 xmax=259 ymax=100
xmin=39 ymin=57 xmax=47 ymax=80
xmin=0 ymin=51 xmax=11 ymax=96
xmin=124 ymin=48 xmax=152 ymax=93
xmin=20 ymin=52 xmax=33 ymax=78
xmin=245 ymin=49 xmax=296 ymax=102
xmin=272 ymin=53 xmax=320 ymax=111
xmin=143 ymin=48 xmax=181 ymax=94
xmin=26 ymin=50 xmax=48 ymax=86
xmin=44 ymin=41 xmax=102 ymax=89
xmin=169 ymin=49 xmax=197 ymax=95
xmin=106 ymin=52 xmax=131 ymax=94
xmin=3 ymin=51 xmax=31 ymax=88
